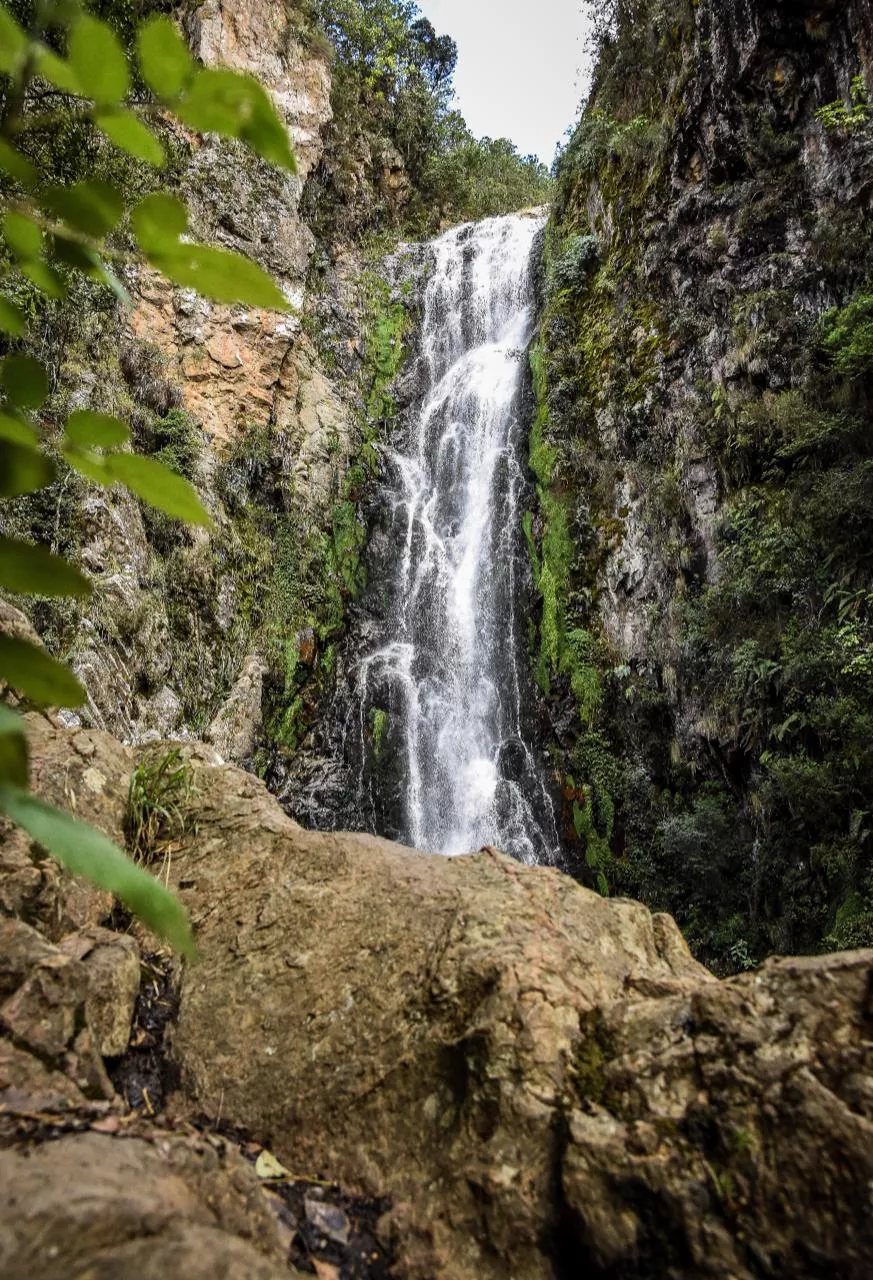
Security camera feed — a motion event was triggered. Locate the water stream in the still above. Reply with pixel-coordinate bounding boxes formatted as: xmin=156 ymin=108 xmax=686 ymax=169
xmin=350 ymin=212 xmax=559 ymax=863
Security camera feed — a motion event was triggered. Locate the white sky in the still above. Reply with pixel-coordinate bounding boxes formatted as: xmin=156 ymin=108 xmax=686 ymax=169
xmin=419 ymin=0 xmax=589 ymax=166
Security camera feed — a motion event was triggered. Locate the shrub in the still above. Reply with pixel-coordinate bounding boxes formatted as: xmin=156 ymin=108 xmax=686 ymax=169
xmin=552 ymin=235 xmax=600 ymax=293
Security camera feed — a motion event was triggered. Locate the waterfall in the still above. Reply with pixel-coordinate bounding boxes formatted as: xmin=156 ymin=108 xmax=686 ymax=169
xmin=349 ymin=212 xmax=559 ymax=864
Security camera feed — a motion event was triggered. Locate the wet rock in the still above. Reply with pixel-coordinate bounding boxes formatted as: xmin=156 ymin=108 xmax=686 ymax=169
xmin=305 ymin=1197 xmax=352 ymax=1246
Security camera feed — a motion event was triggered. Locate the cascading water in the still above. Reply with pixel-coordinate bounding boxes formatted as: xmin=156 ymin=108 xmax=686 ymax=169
xmin=348 ymin=211 xmax=559 ymax=864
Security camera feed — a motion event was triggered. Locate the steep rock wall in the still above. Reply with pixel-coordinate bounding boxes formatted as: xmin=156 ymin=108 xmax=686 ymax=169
xmin=532 ymin=0 xmax=873 ymax=967
xmin=4 ymin=1 xmax=376 ymax=772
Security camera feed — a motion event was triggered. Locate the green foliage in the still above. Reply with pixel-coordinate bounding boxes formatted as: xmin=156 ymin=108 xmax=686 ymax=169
xmin=816 ymin=75 xmax=872 ymax=133
xmin=364 ymin=272 xmax=407 ymax=424
xmin=146 ymin=406 xmax=200 ymax=479
xmin=551 ymin=235 xmax=600 ymax=294
xmin=821 ymin=291 xmax=873 ymax=376
xmin=369 ymin=706 xmax=388 ymax=760
xmin=313 ymin=0 xmax=552 ymax=234
xmin=672 ymin=290 xmax=873 ymax=962
xmin=126 ymin=747 xmax=195 ymax=865
xmin=0 ymin=0 xmax=299 ymax=956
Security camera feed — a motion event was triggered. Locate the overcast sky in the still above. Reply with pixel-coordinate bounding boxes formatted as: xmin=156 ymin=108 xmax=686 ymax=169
xmin=419 ymin=0 xmax=589 ymax=166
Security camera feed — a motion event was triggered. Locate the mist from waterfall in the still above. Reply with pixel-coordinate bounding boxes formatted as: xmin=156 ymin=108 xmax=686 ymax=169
xmin=351 ymin=212 xmax=559 ymax=863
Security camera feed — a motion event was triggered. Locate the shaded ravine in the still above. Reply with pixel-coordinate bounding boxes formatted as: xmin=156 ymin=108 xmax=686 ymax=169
xmin=292 ymin=213 xmax=558 ymax=863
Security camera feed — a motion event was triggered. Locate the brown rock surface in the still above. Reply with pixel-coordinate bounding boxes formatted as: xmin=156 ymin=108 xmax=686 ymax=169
xmin=3 ymin=720 xmax=871 ymax=1277
xmin=0 ymin=1131 xmax=306 ymax=1280
xmin=60 ymin=927 xmax=141 ymax=1058
xmin=184 ymin=0 xmax=332 ymax=176
xmin=161 ymin=747 xmax=873 ymax=1279
xmin=0 ymin=916 xmax=140 ymax=1108
xmin=0 ymin=713 xmax=131 ymax=939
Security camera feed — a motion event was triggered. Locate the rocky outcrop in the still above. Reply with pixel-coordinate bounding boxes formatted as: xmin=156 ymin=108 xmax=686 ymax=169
xmin=1 ymin=716 xmax=872 ymax=1276
xmin=0 ymin=1131 xmax=306 ymax=1280
xmin=532 ymin=0 xmax=873 ymax=963
xmin=153 ymin=731 xmax=871 ymax=1279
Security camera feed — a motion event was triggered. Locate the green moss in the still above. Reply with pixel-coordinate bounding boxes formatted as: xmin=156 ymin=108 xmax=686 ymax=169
xmin=572 ymin=1024 xmax=607 ymax=1105
xmin=369 ymin=707 xmax=389 ymax=761
xmin=365 ymin=277 xmax=407 ymax=427
xmin=149 ymin=408 xmax=200 ymax=480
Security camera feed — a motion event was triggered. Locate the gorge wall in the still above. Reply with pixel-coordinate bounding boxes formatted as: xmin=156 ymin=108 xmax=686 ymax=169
xmin=4 ymin=0 xmax=388 ymax=777
xmin=530 ymin=0 xmax=873 ymax=971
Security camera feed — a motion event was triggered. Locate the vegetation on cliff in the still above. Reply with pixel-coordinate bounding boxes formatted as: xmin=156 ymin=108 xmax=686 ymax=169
xmin=0 ymin=0 xmax=305 ymax=950
xmin=306 ymin=0 xmax=553 ymax=236
xmin=530 ymin=0 xmax=873 ymax=970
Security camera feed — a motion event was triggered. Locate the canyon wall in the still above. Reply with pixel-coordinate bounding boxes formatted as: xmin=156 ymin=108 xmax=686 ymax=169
xmin=4 ymin=0 xmax=382 ymax=777
xmin=531 ymin=0 xmax=873 ymax=969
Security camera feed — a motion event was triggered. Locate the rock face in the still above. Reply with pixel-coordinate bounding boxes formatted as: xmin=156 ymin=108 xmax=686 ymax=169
xmin=153 ymin=736 xmax=873 ymax=1279
xmin=530 ymin=0 xmax=873 ymax=964
xmin=1 ymin=718 xmax=871 ymax=1276
xmin=8 ymin=0 xmax=370 ymax=760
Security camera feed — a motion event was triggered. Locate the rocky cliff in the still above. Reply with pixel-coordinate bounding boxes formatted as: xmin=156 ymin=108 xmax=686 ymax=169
xmin=530 ymin=0 xmax=873 ymax=969
xmin=5 ymin=0 xmax=380 ymax=778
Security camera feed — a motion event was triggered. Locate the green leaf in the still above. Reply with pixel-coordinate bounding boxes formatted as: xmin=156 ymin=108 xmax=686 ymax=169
xmin=0 ymin=537 xmax=92 ymax=598
xmin=152 ymin=243 xmax=290 ymax=310
xmin=94 ymin=262 xmax=131 ymax=307
xmin=130 ymin=191 xmax=188 ymax=255
xmin=137 ymin=15 xmax=194 ymax=99
xmin=0 ymin=412 xmax=38 ymax=446
xmin=0 ymin=785 xmax=196 ymax=958
xmin=0 ymin=705 xmax=28 ymax=789
xmin=0 ymin=5 xmax=28 ymax=75
xmin=0 ymin=633 xmax=84 ymax=707
xmin=107 ymin=452 xmax=212 ymax=525
xmin=0 ymin=296 xmax=26 ymax=336
xmin=0 ymin=140 xmax=38 ymax=186
xmin=0 ymin=706 xmax=28 ymax=787
xmin=41 ymin=180 xmax=124 ymax=238
xmin=95 ymin=109 xmax=166 ymax=167
xmin=177 ymin=68 xmax=296 ymax=172
xmin=241 ymin=88 xmax=296 ymax=172
xmin=1 ymin=355 xmax=48 ymax=409
xmin=3 ymin=210 xmax=43 ymax=260
xmin=35 ymin=47 xmax=82 ymax=95
xmin=65 ymin=409 xmax=130 ymax=449
xmin=62 ymin=444 xmax=111 ymax=485
xmin=0 ymin=440 xmax=54 ymax=496
xmin=49 ymin=237 xmax=131 ymax=306
xmin=68 ymin=14 xmax=130 ymax=106
xmin=20 ymin=258 xmax=67 ymax=299
xmin=51 ymin=233 xmax=100 ymax=272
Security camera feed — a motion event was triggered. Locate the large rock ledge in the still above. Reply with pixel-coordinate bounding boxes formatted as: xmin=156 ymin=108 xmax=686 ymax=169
xmin=1 ymin=719 xmax=872 ymax=1278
